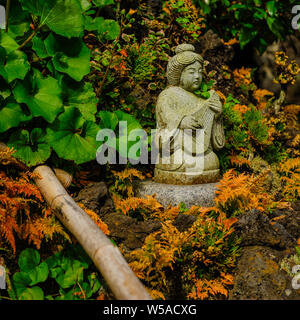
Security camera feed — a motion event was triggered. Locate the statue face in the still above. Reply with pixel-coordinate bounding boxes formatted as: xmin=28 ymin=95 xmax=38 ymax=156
xmin=179 ymin=61 xmax=202 ymax=92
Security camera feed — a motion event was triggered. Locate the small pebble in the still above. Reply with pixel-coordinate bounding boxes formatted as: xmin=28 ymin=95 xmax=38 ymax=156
xmin=285 ymin=289 xmax=292 ymax=296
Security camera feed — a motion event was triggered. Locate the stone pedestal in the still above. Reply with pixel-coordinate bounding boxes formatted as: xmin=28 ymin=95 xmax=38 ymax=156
xmin=134 ymin=179 xmax=217 ymax=208
xmin=154 ymin=168 xmax=220 ymax=185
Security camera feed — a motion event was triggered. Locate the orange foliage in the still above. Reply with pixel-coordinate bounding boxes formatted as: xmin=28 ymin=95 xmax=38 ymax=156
xmin=22 ymin=215 xmax=71 ymax=249
xmin=113 ymin=194 xmax=163 ymax=220
xmin=230 ymin=154 xmax=251 ymax=167
xmin=129 ymin=221 xmax=191 ymax=291
xmin=0 ymin=147 xmax=71 ymax=252
xmin=253 ymin=89 xmax=274 ymax=110
xmin=278 ymin=158 xmax=300 ymax=201
xmin=233 ymin=104 xmax=251 ymax=114
xmin=221 ymin=38 xmax=239 ymax=46
xmin=78 ymin=203 xmax=110 ymax=235
xmin=187 ymin=276 xmax=229 ymax=300
xmin=208 ymin=169 xmax=274 ymax=215
xmin=233 ymin=67 xmax=254 ymax=88
xmin=111 ymin=168 xmax=145 ymax=198
xmin=216 ymin=90 xmax=226 ymax=102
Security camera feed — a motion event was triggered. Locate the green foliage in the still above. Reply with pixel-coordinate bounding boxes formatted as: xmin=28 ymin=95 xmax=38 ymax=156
xmin=0 ymin=0 xmax=122 ymax=167
xmin=194 ymin=79 xmax=214 ymax=99
xmin=44 ymin=33 xmax=91 ymax=81
xmin=19 ymin=0 xmax=85 ymax=38
xmin=195 ymin=0 xmax=295 ymax=53
xmin=9 ymin=245 xmax=102 ymax=300
xmin=220 ymin=93 xmax=271 ymax=172
xmin=13 ymin=70 xmax=63 ymax=123
xmin=47 ymin=107 xmax=101 ymax=164
xmin=98 ymin=110 xmax=146 ymax=161
xmin=8 ymin=128 xmax=51 ymax=167
xmin=85 ymin=16 xmax=121 ymax=41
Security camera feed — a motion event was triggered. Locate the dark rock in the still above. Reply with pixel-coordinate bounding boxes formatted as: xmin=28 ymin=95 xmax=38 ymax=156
xmin=197 ymin=29 xmax=234 ymax=65
xmin=99 ymin=198 xmax=115 ymax=216
xmin=273 ymin=203 xmax=300 ymax=240
xmin=173 ymin=213 xmax=197 ymax=232
xmin=102 ymin=212 xmax=161 ymax=250
xmin=235 ymin=209 xmax=295 ymax=249
xmin=229 ymin=246 xmax=295 ymax=300
xmin=74 ymin=182 xmax=108 ymax=212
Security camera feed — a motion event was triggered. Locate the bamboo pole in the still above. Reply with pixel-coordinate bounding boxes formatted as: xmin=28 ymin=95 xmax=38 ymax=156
xmin=33 ymin=165 xmax=151 ymax=300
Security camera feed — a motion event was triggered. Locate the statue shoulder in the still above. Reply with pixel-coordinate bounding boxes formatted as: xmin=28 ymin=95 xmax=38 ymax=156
xmin=157 ymin=86 xmax=182 ymax=102
xmin=159 ymin=86 xmax=181 ymax=96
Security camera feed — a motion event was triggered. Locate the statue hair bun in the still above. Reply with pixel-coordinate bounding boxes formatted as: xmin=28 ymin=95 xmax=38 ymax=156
xmin=175 ymin=44 xmax=195 ymax=54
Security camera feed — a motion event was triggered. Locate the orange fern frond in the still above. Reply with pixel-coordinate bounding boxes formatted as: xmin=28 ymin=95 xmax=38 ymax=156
xmin=22 ymin=216 xmax=71 ymax=249
xmin=78 ymin=203 xmax=110 ymax=235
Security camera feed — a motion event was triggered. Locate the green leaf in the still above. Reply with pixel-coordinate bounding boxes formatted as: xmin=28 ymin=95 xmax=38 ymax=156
xmin=88 ymin=273 xmax=101 ymax=294
xmin=18 ymin=286 xmax=44 ymax=300
xmin=8 ymin=128 xmax=51 ymax=166
xmin=28 ymin=262 xmax=49 ymax=286
xmin=47 ymin=106 xmax=101 ymax=164
xmin=253 ymin=8 xmax=267 ymax=19
xmin=55 ymin=259 xmax=84 ymax=288
xmin=115 ymin=110 xmax=142 ymax=134
xmin=0 ymin=50 xmax=30 ymax=83
xmin=19 ymin=0 xmax=84 ymax=38
xmin=239 ymin=25 xmax=258 ymax=49
xmin=61 ymin=76 xmax=97 ymax=121
xmin=32 ymin=37 xmax=50 ymax=58
xmin=0 ymin=32 xmax=19 ymax=54
xmin=0 ymin=101 xmax=30 ymax=133
xmin=266 ymin=17 xmax=284 ymax=39
xmin=92 ymin=0 xmax=114 ymax=7
xmin=18 ymin=249 xmax=40 ymax=272
xmin=12 ymin=272 xmax=32 ymax=289
xmin=5 ymin=2 xmax=31 ymax=38
xmin=79 ymin=0 xmax=92 ymax=11
xmin=98 ymin=110 xmax=119 ymax=130
xmin=85 ymin=16 xmax=120 ymax=40
xmin=114 ymin=110 xmax=145 ymax=159
xmin=44 ymin=33 xmax=90 ymax=81
xmin=266 ymin=1 xmax=276 ymax=16
xmin=13 ymin=70 xmax=63 ymax=123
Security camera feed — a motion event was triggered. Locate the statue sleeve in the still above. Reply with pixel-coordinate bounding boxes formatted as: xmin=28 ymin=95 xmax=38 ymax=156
xmin=156 ymin=92 xmax=185 ymax=130
xmin=212 ymin=117 xmax=225 ymax=150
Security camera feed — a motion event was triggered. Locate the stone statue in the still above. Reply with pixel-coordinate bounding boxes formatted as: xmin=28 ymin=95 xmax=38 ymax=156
xmin=154 ymin=44 xmax=225 ymax=185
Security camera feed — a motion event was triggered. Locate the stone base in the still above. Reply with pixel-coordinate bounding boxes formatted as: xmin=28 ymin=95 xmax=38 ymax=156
xmin=134 ymin=179 xmax=218 ymax=208
xmin=154 ymin=168 xmax=220 ymax=185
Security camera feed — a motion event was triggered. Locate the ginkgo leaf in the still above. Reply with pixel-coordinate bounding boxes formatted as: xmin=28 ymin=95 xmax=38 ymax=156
xmin=47 ymin=106 xmax=101 ymax=164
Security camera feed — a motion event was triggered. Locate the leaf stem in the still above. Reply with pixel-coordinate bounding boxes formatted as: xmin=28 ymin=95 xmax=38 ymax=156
xmin=18 ymin=26 xmax=40 ymax=50
xmin=5 ymin=0 xmax=11 ymax=32
xmin=0 ymin=296 xmax=13 ymax=300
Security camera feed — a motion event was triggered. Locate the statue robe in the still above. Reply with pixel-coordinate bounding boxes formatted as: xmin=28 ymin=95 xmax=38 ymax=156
xmin=155 ymin=86 xmax=225 ymax=171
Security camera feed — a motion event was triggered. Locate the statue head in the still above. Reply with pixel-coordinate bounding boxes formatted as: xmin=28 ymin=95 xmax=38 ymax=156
xmin=166 ymin=44 xmax=204 ymax=92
